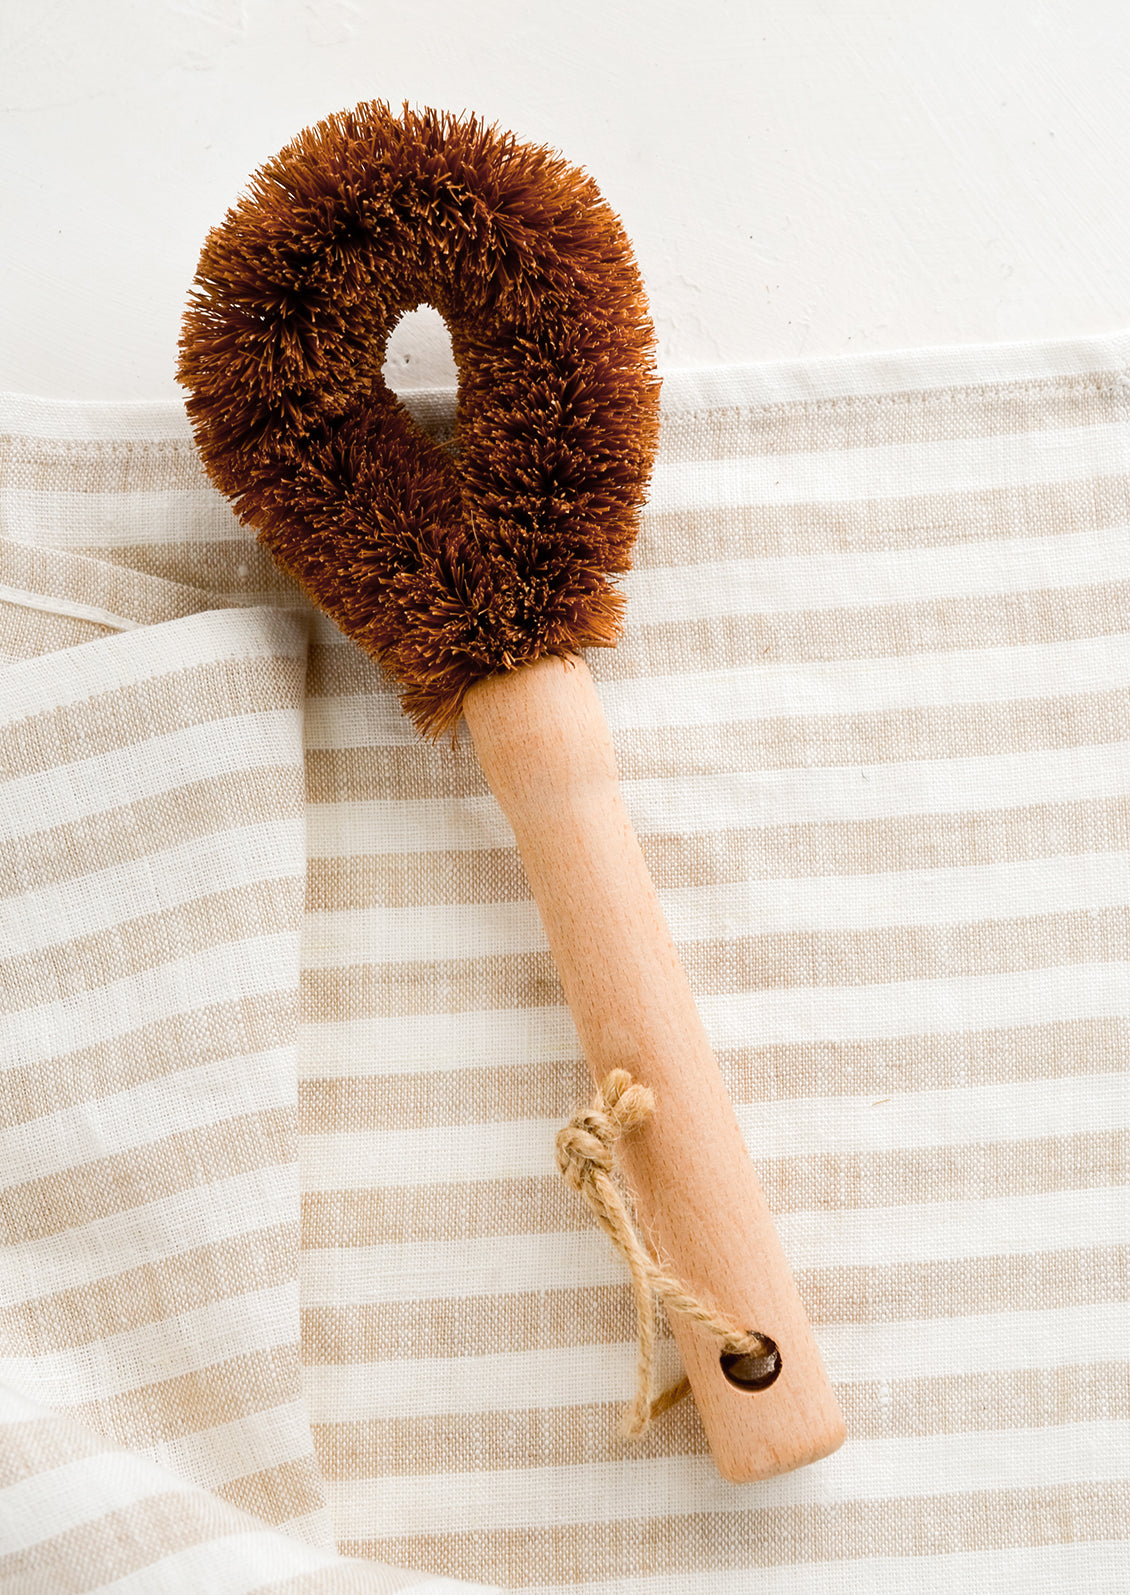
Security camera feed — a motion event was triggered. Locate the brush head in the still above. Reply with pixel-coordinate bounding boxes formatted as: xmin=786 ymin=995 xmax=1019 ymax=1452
xmin=178 ymin=101 xmax=660 ymax=737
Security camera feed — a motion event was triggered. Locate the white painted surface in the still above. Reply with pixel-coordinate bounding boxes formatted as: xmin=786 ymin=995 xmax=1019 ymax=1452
xmin=1 ymin=0 xmax=1128 ymax=398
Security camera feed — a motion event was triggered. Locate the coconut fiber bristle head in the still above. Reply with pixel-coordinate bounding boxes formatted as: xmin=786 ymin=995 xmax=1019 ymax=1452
xmin=178 ymin=101 xmax=661 ymax=737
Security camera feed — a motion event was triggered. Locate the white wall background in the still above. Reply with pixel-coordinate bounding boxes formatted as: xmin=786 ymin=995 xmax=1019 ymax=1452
xmin=1 ymin=0 xmax=1128 ymax=398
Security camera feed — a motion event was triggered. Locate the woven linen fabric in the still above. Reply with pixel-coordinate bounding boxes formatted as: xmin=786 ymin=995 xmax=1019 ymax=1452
xmin=0 ymin=532 xmax=487 ymax=1592
xmin=1 ymin=330 xmax=1128 ymax=1593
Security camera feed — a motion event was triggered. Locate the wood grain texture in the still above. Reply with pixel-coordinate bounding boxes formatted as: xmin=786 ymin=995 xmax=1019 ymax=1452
xmin=464 ymin=652 xmax=845 ymax=1481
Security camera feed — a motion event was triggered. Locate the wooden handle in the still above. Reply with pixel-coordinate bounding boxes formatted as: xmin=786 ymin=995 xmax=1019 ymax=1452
xmin=463 ymin=653 xmax=844 ymax=1482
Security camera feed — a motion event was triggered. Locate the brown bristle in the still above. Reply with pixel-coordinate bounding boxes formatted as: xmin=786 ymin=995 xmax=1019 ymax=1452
xmin=177 ymin=101 xmax=661 ymax=737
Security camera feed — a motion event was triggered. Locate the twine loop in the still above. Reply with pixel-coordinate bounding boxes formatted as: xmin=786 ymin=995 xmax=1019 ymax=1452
xmin=555 ymin=1068 xmax=773 ymax=1435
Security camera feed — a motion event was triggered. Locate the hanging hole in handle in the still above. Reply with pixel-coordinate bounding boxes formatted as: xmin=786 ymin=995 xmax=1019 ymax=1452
xmin=721 ymin=1336 xmax=781 ymax=1391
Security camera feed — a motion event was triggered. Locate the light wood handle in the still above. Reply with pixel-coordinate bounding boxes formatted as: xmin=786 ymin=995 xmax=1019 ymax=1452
xmin=463 ymin=653 xmax=844 ymax=1482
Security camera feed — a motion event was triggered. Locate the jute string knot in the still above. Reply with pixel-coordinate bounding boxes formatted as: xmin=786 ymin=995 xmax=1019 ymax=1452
xmin=555 ymin=1068 xmax=772 ymax=1435
xmin=555 ymin=1070 xmax=654 ymax=1189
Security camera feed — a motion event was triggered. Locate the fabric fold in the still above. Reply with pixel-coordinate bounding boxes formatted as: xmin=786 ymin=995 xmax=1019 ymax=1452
xmin=0 ymin=1381 xmax=487 ymax=1594
xmin=0 ymin=601 xmax=330 ymax=1547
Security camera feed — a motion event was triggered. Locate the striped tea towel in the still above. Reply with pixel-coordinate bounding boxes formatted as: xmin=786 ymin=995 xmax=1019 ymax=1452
xmin=1 ymin=330 xmax=1128 ymax=1592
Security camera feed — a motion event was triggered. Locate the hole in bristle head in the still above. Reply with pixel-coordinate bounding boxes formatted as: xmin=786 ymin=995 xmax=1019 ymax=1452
xmin=720 ymin=1337 xmax=781 ymax=1391
xmin=382 ymin=305 xmax=458 ymax=392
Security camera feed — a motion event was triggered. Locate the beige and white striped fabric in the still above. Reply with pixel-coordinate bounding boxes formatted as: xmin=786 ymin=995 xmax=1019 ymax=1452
xmin=1 ymin=331 xmax=1128 ymax=1592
